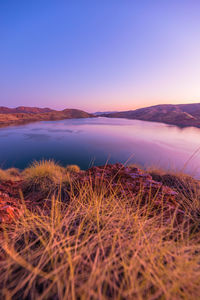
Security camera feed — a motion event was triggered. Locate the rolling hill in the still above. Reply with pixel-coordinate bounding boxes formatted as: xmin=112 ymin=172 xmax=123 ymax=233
xmin=0 ymin=106 xmax=54 ymax=114
xmin=0 ymin=107 xmax=95 ymax=127
xmin=103 ymin=103 xmax=200 ymax=127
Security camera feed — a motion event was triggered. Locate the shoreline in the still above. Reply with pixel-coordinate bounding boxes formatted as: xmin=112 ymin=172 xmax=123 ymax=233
xmin=103 ymin=115 xmax=200 ymax=129
xmin=0 ymin=116 xmax=95 ymax=129
xmin=1 ymin=114 xmax=200 ymax=129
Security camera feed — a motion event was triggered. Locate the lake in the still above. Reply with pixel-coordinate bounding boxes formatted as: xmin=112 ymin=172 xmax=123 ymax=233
xmin=0 ymin=117 xmax=200 ymax=177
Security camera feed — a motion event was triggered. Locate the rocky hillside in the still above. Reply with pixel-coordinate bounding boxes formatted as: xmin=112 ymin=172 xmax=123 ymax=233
xmin=0 ymin=107 xmax=95 ymax=127
xmin=0 ymin=106 xmax=54 ymax=114
xmin=103 ymin=103 xmax=200 ymax=127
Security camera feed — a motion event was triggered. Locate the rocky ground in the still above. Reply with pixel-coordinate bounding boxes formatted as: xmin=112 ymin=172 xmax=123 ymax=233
xmin=1 ymin=163 xmax=200 ymax=299
xmin=0 ymin=164 xmax=180 ymax=224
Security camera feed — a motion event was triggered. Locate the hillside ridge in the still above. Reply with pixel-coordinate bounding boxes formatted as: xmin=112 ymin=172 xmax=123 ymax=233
xmin=103 ymin=103 xmax=200 ymax=127
xmin=0 ymin=107 xmax=95 ymax=127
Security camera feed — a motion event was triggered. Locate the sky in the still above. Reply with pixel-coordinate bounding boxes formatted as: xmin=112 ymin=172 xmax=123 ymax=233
xmin=0 ymin=0 xmax=200 ymax=112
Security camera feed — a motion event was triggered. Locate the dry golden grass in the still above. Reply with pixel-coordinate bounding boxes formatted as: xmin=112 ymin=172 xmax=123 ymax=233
xmin=66 ymin=165 xmax=81 ymax=173
xmin=0 ymin=169 xmax=9 ymax=181
xmin=0 ymin=168 xmax=200 ymax=299
xmin=0 ymin=168 xmax=20 ymax=182
xmin=7 ymin=168 xmax=21 ymax=177
xmin=22 ymin=160 xmax=70 ymax=194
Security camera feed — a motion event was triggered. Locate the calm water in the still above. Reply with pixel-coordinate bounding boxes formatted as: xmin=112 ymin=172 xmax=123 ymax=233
xmin=0 ymin=117 xmax=200 ymax=177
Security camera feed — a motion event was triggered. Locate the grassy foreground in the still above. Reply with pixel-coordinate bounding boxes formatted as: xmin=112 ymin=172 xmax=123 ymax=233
xmin=0 ymin=161 xmax=200 ymax=299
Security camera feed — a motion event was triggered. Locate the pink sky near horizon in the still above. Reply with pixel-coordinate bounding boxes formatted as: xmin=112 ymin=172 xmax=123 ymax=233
xmin=2 ymin=98 xmax=200 ymax=113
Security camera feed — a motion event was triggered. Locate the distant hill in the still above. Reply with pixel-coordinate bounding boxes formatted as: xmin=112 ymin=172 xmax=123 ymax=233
xmin=0 ymin=106 xmax=54 ymax=114
xmin=94 ymin=111 xmax=119 ymax=116
xmin=0 ymin=107 xmax=95 ymax=128
xmin=103 ymin=103 xmax=200 ymax=128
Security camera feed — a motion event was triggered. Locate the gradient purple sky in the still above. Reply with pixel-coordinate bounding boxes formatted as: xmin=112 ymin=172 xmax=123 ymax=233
xmin=1 ymin=0 xmax=200 ymax=112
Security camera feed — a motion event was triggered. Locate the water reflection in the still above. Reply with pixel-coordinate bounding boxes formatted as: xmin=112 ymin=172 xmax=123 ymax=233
xmin=24 ymin=133 xmax=51 ymax=141
xmin=0 ymin=117 xmax=199 ymax=177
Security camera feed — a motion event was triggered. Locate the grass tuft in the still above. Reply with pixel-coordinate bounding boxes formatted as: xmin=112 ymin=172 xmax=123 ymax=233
xmin=6 ymin=168 xmax=20 ymax=177
xmin=0 ymin=169 xmax=9 ymax=181
xmin=0 ymin=168 xmax=21 ymax=182
xmin=66 ymin=164 xmax=81 ymax=173
xmin=22 ymin=160 xmax=69 ymax=194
